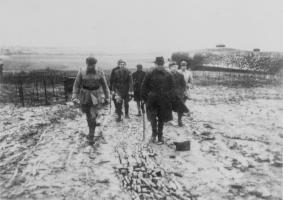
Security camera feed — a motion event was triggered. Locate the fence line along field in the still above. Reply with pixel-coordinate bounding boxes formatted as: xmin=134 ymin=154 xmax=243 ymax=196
xmin=0 ymin=68 xmax=115 ymax=106
xmin=0 ymin=69 xmax=281 ymax=106
xmin=0 ymin=68 xmax=282 ymax=106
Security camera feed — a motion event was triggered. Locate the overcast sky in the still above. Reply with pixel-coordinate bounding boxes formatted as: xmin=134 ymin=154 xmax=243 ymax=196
xmin=0 ymin=0 xmax=283 ymax=53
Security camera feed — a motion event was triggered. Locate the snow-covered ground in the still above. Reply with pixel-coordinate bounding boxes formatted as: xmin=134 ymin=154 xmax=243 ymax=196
xmin=0 ymin=85 xmax=282 ymax=200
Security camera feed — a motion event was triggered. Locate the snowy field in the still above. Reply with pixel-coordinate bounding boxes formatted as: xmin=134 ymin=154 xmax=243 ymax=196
xmin=1 ymin=53 xmax=169 ymax=72
xmin=0 ymin=85 xmax=282 ymax=200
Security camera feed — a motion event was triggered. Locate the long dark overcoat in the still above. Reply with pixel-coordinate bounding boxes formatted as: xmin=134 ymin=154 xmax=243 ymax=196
xmin=141 ymin=67 xmax=174 ymax=122
xmin=132 ymin=70 xmax=146 ymax=101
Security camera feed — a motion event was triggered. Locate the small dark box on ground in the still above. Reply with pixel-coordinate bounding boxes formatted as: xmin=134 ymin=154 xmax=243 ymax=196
xmin=173 ymin=141 xmax=190 ymax=151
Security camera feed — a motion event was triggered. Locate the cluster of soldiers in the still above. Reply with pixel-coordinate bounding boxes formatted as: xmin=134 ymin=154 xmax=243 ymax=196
xmin=72 ymin=56 xmax=193 ymax=145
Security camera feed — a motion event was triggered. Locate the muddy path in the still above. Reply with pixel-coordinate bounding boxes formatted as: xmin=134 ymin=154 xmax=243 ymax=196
xmin=0 ymin=105 xmax=130 ymax=200
xmin=1 ymin=85 xmax=283 ymax=200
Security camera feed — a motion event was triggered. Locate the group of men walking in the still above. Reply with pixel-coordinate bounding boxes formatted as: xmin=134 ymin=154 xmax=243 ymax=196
xmin=109 ymin=60 xmax=147 ymax=121
xmin=72 ymin=56 xmax=193 ymax=145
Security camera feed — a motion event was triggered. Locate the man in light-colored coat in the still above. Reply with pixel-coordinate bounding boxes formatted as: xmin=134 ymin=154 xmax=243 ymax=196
xmin=72 ymin=57 xmax=110 ymax=145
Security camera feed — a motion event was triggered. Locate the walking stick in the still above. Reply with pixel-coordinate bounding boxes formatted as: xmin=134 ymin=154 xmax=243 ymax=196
xmin=141 ymin=102 xmax=146 ymax=141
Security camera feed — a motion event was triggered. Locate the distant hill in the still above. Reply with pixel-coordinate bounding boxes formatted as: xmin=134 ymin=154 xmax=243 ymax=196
xmin=188 ymin=47 xmax=283 ymax=56
xmin=172 ymin=48 xmax=283 ymax=74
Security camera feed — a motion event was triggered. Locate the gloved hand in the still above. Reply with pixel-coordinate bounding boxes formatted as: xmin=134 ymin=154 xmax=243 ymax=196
xmin=184 ymin=91 xmax=189 ymax=100
xmin=72 ymin=98 xmax=80 ymax=105
xmin=141 ymin=100 xmax=146 ymax=113
xmin=111 ymin=91 xmax=116 ymax=100
xmin=103 ymin=99 xmax=109 ymax=106
xmin=128 ymin=92 xmax=134 ymax=100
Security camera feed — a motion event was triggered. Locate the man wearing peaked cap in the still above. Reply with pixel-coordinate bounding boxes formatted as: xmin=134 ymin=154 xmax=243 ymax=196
xmin=72 ymin=57 xmax=110 ymax=145
xmin=109 ymin=60 xmax=124 ymax=113
xmin=109 ymin=59 xmax=133 ymax=122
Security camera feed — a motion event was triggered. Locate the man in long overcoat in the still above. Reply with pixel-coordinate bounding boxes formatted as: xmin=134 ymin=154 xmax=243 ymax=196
xmin=110 ymin=60 xmax=133 ymax=121
xmin=132 ymin=64 xmax=146 ymax=116
xmin=178 ymin=60 xmax=193 ymax=100
xmin=141 ymin=57 xmax=174 ymax=144
xmin=169 ymin=62 xmax=188 ymax=126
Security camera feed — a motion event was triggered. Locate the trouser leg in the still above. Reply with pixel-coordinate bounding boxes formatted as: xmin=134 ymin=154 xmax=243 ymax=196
xmin=150 ymin=116 xmax=158 ymax=138
xmin=178 ymin=112 xmax=183 ymax=127
xmin=136 ymin=101 xmax=141 ymax=115
xmin=124 ymin=98 xmax=129 ymax=117
xmin=187 ymin=88 xmax=191 ymax=99
xmin=157 ymin=117 xmax=164 ymax=142
xmin=113 ymin=96 xmax=118 ymax=113
xmin=86 ymin=109 xmax=96 ymax=144
xmin=116 ymin=100 xmax=123 ymax=121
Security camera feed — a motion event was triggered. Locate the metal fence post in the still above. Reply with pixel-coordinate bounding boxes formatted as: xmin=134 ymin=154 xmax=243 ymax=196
xmin=43 ymin=76 xmax=48 ymax=105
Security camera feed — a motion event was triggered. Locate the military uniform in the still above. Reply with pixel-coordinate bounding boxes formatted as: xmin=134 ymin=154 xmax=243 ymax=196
xmin=132 ymin=69 xmax=146 ymax=115
xmin=132 ymin=70 xmax=146 ymax=101
xmin=111 ymin=67 xmax=133 ymax=120
xmin=109 ymin=66 xmax=120 ymax=113
xmin=72 ymin=67 xmax=110 ymax=143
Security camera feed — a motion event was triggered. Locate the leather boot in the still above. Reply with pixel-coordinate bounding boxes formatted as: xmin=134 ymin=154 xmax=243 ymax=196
xmin=157 ymin=120 xmax=164 ymax=144
xmin=136 ymin=101 xmax=142 ymax=116
xmin=150 ymin=119 xmax=157 ymax=143
xmin=116 ymin=114 xmax=122 ymax=122
xmin=125 ymin=100 xmax=129 ymax=118
xmin=88 ymin=125 xmax=95 ymax=145
xmin=116 ymin=103 xmax=123 ymax=122
xmin=137 ymin=111 xmax=142 ymax=116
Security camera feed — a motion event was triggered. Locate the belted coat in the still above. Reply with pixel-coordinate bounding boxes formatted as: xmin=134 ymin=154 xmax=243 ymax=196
xmin=72 ymin=68 xmax=110 ymax=113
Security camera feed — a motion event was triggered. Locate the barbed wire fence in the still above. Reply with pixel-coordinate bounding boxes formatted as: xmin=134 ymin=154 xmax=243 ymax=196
xmin=0 ymin=68 xmax=281 ymax=107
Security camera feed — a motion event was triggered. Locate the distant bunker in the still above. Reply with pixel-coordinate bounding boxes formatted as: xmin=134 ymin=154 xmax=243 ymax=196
xmin=216 ymin=44 xmax=226 ymax=48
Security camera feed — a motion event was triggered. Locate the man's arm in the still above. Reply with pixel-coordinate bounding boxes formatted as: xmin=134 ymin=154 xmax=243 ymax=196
xmin=140 ymin=72 xmax=150 ymax=102
xmin=188 ymin=71 xmax=193 ymax=88
xmin=109 ymin=68 xmax=115 ymax=91
xmin=180 ymin=73 xmax=186 ymax=92
xmin=168 ymin=73 xmax=175 ymax=96
xmin=100 ymin=70 xmax=110 ymax=100
xmin=129 ymin=72 xmax=134 ymax=93
xmin=71 ymin=69 xmax=82 ymax=101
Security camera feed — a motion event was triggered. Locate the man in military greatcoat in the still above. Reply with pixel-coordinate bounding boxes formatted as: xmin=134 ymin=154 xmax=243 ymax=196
xmin=110 ymin=60 xmax=133 ymax=122
xmin=132 ymin=64 xmax=146 ymax=116
xmin=72 ymin=57 xmax=110 ymax=145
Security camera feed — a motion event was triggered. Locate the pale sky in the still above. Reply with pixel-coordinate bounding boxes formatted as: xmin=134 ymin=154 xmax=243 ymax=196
xmin=0 ymin=0 xmax=283 ymax=53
